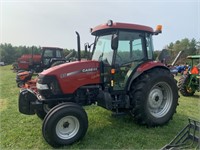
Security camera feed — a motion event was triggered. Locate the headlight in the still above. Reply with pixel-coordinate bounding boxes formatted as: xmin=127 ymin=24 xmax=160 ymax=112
xmin=36 ymin=83 xmax=49 ymax=90
xmin=37 ymin=75 xmax=62 ymax=98
xmin=49 ymin=80 xmax=61 ymax=95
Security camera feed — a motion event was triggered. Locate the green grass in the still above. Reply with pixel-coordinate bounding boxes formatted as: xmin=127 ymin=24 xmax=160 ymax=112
xmin=0 ymin=65 xmax=199 ymax=149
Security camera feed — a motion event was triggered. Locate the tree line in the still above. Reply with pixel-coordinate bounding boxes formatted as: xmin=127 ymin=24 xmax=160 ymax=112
xmin=165 ymin=38 xmax=199 ymax=65
xmin=0 ymin=44 xmax=74 ymax=64
xmin=154 ymin=38 xmax=199 ymax=65
xmin=0 ymin=38 xmax=199 ymax=65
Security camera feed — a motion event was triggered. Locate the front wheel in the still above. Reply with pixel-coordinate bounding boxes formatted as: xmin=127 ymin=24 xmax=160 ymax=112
xmin=42 ymin=102 xmax=88 ymax=147
xmin=130 ymin=68 xmax=179 ymax=126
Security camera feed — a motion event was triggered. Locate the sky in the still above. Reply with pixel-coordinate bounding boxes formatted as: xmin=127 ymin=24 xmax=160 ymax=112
xmin=0 ymin=0 xmax=199 ymax=50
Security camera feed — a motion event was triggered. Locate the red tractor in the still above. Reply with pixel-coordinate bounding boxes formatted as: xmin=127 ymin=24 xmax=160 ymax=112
xmin=13 ymin=47 xmax=68 ymax=73
xmin=18 ymin=20 xmax=179 ymax=147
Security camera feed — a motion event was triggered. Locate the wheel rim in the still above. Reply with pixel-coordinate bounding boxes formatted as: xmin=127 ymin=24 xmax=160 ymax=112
xmin=56 ymin=116 xmax=80 ymax=140
xmin=148 ymin=82 xmax=173 ymax=118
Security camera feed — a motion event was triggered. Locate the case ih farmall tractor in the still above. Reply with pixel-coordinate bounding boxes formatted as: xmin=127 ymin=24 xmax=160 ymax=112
xmin=19 ymin=20 xmax=179 ymax=147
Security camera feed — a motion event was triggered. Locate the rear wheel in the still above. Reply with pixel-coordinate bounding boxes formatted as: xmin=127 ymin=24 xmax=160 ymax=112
xmin=130 ymin=68 xmax=178 ymax=126
xmin=51 ymin=61 xmax=65 ymax=67
xmin=42 ymin=102 xmax=88 ymax=147
xmin=178 ymin=74 xmax=195 ymax=96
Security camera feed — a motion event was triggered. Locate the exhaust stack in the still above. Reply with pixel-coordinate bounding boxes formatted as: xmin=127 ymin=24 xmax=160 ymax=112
xmin=76 ymin=31 xmax=81 ymax=61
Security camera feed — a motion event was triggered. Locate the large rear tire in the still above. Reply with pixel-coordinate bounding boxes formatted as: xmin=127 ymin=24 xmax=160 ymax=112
xmin=178 ymin=74 xmax=195 ymax=96
xmin=130 ymin=68 xmax=179 ymax=126
xmin=51 ymin=61 xmax=65 ymax=67
xmin=42 ymin=102 xmax=88 ymax=147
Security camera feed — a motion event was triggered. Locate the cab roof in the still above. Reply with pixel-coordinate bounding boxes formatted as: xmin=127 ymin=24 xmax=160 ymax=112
xmin=91 ymin=21 xmax=154 ymax=35
xmin=187 ymin=55 xmax=200 ymax=59
xmin=42 ymin=47 xmax=63 ymax=51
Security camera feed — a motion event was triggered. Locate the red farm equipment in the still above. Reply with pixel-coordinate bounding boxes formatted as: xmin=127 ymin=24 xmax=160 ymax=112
xmin=18 ymin=20 xmax=179 ymax=147
xmin=13 ymin=47 xmax=69 ymax=73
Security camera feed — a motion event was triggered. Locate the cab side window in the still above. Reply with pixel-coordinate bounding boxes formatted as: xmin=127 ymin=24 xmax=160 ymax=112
xmin=56 ymin=50 xmax=62 ymax=57
xmin=44 ymin=50 xmax=53 ymax=57
xmin=116 ymin=31 xmax=144 ymax=65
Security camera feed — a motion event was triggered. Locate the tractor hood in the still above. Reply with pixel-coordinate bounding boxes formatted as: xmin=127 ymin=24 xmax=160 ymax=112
xmin=39 ymin=60 xmax=101 ymax=94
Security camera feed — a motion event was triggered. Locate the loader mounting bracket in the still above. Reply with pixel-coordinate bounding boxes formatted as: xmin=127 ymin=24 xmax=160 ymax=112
xmin=162 ymin=118 xmax=200 ymax=149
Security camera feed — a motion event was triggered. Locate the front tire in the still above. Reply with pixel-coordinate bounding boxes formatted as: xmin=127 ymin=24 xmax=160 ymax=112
xmin=36 ymin=104 xmax=52 ymax=120
xmin=42 ymin=102 xmax=88 ymax=147
xmin=178 ymin=74 xmax=195 ymax=96
xmin=130 ymin=68 xmax=178 ymax=126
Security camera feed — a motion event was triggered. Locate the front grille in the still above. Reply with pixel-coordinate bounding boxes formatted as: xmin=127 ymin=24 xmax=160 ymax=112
xmin=37 ymin=75 xmax=62 ymax=99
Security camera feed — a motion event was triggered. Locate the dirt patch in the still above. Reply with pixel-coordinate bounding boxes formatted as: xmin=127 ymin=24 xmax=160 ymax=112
xmin=0 ymin=99 xmax=7 ymax=111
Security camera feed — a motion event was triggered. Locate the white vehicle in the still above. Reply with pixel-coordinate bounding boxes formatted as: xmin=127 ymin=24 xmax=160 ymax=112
xmin=0 ymin=62 xmax=5 ymax=66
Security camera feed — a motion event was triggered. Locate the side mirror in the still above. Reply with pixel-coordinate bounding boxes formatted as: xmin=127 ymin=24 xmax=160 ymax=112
xmin=111 ymin=33 xmax=118 ymax=50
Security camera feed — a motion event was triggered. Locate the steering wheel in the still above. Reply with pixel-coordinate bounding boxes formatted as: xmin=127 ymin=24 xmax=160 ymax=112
xmin=121 ymin=61 xmax=132 ymax=67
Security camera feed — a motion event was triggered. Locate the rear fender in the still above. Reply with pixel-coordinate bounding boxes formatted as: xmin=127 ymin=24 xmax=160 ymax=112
xmin=50 ymin=58 xmax=66 ymax=65
xmin=126 ymin=61 xmax=169 ymax=91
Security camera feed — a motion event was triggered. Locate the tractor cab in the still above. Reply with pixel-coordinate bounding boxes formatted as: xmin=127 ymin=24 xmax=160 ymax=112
xmin=91 ymin=21 xmax=159 ymax=91
xmin=187 ymin=55 xmax=200 ymax=75
xmin=41 ymin=47 xmax=65 ymax=68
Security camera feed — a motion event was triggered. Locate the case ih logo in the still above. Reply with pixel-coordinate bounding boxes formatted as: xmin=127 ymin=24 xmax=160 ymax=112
xmin=60 ymin=68 xmax=98 ymax=79
xmin=82 ymin=68 xmax=98 ymax=73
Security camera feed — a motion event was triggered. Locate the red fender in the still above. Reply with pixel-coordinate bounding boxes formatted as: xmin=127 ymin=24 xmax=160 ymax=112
xmin=127 ymin=61 xmax=169 ymax=90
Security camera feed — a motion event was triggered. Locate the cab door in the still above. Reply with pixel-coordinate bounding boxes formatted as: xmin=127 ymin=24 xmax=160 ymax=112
xmin=91 ymin=34 xmax=114 ymax=89
xmin=112 ymin=31 xmax=146 ymax=90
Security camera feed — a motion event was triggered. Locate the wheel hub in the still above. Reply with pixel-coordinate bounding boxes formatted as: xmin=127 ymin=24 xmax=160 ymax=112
xmin=56 ymin=116 xmax=80 ymax=139
xmin=149 ymin=88 xmax=163 ymax=109
xmin=63 ymin=122 xmax=69 ymax=128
